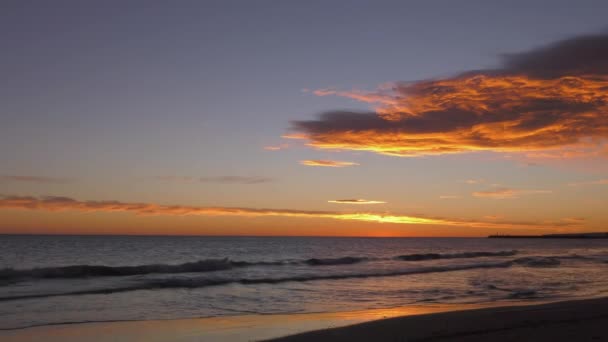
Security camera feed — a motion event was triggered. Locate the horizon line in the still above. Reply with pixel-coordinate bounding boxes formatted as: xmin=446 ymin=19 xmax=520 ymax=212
xmin=0 ymin=232 xmax=488 ymax=238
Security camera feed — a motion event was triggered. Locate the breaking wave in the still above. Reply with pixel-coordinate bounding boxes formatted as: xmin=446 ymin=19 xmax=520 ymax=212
xmin=513 ymin=256 xmax=561 ymax=267
xmin=0 ymin=251 xmax=594 ymax=302
xmin=304 ymin=256 xmax=368 ymax=266
xmin=0 ymin=250 xmax=519 ymax=282
xmin=0 ymin=260 xmax=514 ymax=302
xmin=0 ymin=259 xmax=267 ymax=282
xmin=395 ymin=250 xmax=517 ymax=261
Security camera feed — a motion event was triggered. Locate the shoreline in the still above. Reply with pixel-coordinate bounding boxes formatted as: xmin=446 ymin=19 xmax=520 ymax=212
xmin=0 ymin=300 xmax=549 ymax=342
xmin=2 ymin=298 xmax=602 ymax=342
xmin=268 ymin=296 xmax=608 ymax=342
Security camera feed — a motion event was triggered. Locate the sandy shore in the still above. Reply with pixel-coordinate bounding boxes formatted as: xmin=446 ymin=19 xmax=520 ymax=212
xmin=2 ymin=297 xmax=607 ymax=341
xmin=0 ymin=303 xmax=484 ymax=342
xmin=268 ymin=297 xmax=608 ymax=342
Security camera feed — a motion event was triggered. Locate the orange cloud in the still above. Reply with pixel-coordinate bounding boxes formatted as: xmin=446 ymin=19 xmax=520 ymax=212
xmin=472 ymin=188 xmax=552 ymax=199
xmin=264 ymin=144 xmax=289 ymax=151
xmin=281 ymin=133 xmax=307 ymax=140
xmin=0 ymin=195 xmax=580 ymax=231
xmin=300 ymin=160 xmax=359 ymax=167
xmin=328 ymin=199 xmax=386 ymax=204
xmin=292 ymin=35 xmax=608 ymax=158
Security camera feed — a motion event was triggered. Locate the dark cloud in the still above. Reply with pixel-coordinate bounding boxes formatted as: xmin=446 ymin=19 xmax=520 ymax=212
xmin=501 ymin=34 xmax=608 ymax=78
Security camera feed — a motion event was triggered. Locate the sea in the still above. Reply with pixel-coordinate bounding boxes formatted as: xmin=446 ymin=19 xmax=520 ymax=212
xmin=1 ymin=235 xmax=608 ymax=330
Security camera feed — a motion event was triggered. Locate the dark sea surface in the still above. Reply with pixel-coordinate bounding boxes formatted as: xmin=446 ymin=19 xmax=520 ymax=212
xmin=1 ymin=235 xmax=607 ymax=330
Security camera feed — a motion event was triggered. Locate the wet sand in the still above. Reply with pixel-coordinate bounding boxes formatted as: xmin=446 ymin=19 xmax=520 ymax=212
xmin=268 ymin=297 xmax=608 ymax=342
xmin=1 ymin=298 xmax=606 ymax=341
xmin=0 ymin=302 xmax=519 ymax=342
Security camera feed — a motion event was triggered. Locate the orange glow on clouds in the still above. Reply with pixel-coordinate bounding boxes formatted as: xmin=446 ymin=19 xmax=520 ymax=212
xmin=0 ymin=195 xmax=583 ymax=232
xmin=281 ymin=133 xmax=307 ymax=140
xmin=472 ymin=188 xmax=552 ymax=199
xmin=300 ymin=160 xmax=359 ymax=167
xmin=294 ymin=35 xmax=608 ymax=159
xmin=264 ymin=144 xmax=289 ymax=151
xmin=298 ymin=75 xmax=608 ymax=157
xmin=328 ymin=199 xmax=386 ymax=204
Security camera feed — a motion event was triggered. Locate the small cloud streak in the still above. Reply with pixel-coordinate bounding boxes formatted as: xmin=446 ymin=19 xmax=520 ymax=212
xmin=281 ymin=134 xmax=307 ymax=140
xmin=328 ymin=199 xmax=386 ymax=204
xmin=464 ymin=179 xmax=485 ymax=184
xmin=562 ymin=217 xmax=586 ymax=223
xmin=439 ymin=195 xmax=461 ymax=199
xmin=200 ymin=176 xmax=273 ymax=184
xmin=567 ymin=179 xmax=608 ymax=186
xmin=292 ymin=34 xmax=608 ymax=159
xmin=156 ymin=176 xmax=196 ymax=182
xmin=157 ymin=176 xmax=273 ymax=184
xmin=0 ymin=175 xmax=70 ymax=184
xmin=473 ymin=188 xmax=552 ymax=199
xmin=264 ymin=144 xmax=289 ymax=151
xmin=0 ymin=195 xmax=582 ymax=231
xmin=300 ymin=160 xmax=359 ymax=167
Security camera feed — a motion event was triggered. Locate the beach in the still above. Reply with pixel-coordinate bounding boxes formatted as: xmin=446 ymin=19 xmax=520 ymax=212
xmin=269 ymin=296 xmax=608 ymax=342
xmin=0 ymin=302 xmax=498 ymax=342
xmin=1 ymin=297 xmax=606 ymax=341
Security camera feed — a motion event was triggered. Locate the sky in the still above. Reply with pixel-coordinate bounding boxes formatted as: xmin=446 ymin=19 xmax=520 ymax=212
xmin=1 ymin=0 xmax=608 ymax=237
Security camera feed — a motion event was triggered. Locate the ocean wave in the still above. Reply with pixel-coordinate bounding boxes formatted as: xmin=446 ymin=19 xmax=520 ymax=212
xmin=0 ymin=258 xmax=264 ymax=282
xmin=512 ymin=256 xmax=561 ymax=267
xmin=0 ymin=250 xmax=519 ymax=282
xmin=395 ymin=250 xmax=517 ymax=261
xmin=0 ymin=261 xmax=514 ymax=302
xmin=304 ymin=256 xmax=368 ymax=266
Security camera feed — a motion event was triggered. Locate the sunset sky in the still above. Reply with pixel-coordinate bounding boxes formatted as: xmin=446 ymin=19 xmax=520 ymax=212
xmin=2 ymin=0 xmax=608 ymax=236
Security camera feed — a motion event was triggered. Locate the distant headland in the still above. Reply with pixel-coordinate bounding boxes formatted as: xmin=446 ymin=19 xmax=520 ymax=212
xmin=488 ymin=232 xmax=608 ymax=239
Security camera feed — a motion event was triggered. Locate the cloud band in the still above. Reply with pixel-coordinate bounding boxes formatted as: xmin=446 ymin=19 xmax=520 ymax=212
xmin=0 ymin=195 xmax=581 ymax=231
